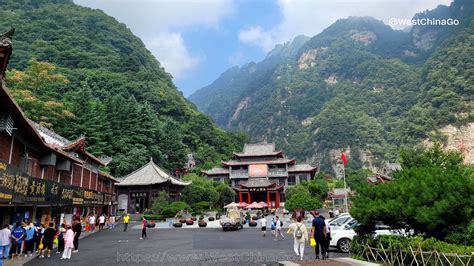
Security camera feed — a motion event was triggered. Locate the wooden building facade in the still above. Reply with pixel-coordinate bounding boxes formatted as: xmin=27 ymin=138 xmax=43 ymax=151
xmin=116 ymin=159 xmax=191 ymax=214
xmin=0 ymin=30 xmax=117 ymax=227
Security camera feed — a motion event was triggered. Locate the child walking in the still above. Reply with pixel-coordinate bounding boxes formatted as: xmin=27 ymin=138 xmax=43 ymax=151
xmin=61 ymin=225 xmax=75 ymax=260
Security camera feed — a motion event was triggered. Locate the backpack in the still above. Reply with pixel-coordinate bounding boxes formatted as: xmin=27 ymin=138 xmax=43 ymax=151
xmin=280 ymin=221 xmax=283 ymax=227
xmin=295 ymin=224 xmax=303 ymax=239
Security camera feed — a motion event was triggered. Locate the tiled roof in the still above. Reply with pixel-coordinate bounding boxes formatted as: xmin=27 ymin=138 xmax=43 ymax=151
xmin=202 ymin=167 xmax=229 ymax=175
xmin=222 ymin=158 xmax=295 ymax=166
xmin=234 ymin=143 xmax=282 ymax=157
xmin=117 ymin=159 xmax=191 ymax=187
xmin=240 ymin=178 xmax=273 ymax=188
xmin=288 ymin=164 xmax=317 ymax=172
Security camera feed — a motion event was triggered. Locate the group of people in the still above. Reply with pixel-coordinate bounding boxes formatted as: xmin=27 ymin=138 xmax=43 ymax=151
xmin=0 ymin=217 xmax=83 ymax=261
xmin=258 ymin=211 xmax=331 ymax=261
xmin=86 ymin=214 xmax=116 ymax=232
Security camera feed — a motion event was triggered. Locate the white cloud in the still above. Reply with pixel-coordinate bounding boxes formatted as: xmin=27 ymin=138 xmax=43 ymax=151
xmin=228 ymin=50 xmax=248 ymax=66
xmin=75 ymin=0 xmax=235 ymax=78
xmin=238 ymin=26 xmax=275 ymax=52
xmin=146 ymin=32 xmax=201 ymax=78
xmin=238 ymin=0 xmax=453 ymax=52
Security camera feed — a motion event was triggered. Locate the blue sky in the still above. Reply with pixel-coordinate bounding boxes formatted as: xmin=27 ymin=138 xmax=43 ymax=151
xmin=75 ymin=0 xmax=452 ymax=97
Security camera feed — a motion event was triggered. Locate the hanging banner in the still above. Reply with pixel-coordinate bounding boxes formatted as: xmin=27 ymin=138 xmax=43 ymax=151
xmin=249 ymin=164 xmax=268 ymax=177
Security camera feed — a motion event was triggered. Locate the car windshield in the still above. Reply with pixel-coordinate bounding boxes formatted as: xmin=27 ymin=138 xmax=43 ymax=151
xmin=344 ymin=219 xmax=358 ymax=229
xmin=330 ymin=216 xmax=351 ymax=227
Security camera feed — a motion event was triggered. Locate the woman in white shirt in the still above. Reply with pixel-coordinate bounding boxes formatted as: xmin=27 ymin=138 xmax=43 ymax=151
xmin=287 ymin=216 xmax=309 ymax=261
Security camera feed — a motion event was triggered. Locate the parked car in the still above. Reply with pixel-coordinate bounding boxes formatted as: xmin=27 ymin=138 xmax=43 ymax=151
xmin=330 ymin=219 xmax=405 ymax=253
xmin=328 ymin=214 xmax=353 ymax=229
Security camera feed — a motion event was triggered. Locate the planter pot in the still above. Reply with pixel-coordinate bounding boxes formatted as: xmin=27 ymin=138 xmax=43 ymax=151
xmin=191 ymin=217 xmax=197 ymax=221
xmin=179 ymin=219 xmax=186 ymax=223
xmin=146 ymin=221 xmax=156 ymax=228
xmin=198 ymin=222 xmax=207 ymax=227
xmin=185 ymin=220 xmax=194 ymax=225
xmin=173 ymin=223 xmax=182 ymax=228
xmin=252 ymin=216 xmax=258 ymax=220
xmin=208 ymin=217 xmax=215 ymax=221
xmin=249 ymin=221 xmax=257 ymax=227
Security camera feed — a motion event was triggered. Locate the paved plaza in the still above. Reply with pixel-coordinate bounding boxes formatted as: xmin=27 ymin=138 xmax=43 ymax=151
xmin=21 ymin=222 xmax=349 ymax=266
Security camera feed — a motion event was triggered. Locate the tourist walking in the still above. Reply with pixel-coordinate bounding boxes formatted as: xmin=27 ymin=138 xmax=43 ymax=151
xmin=311 ymin=211 xmax=327 ymax=260
xmin=10 ymin=222 xmax=25 ymax=259
xmin=35 ymin=223 xmax=45 ymax=254
xmin=287 ymin=217 xmax=309 ymax=261
xmin=271 ymin=218 xmax=276 ymax=236
xmin=98 ymin=214 xmax=106 ymax=230
xmin=0 ymin=224 xmax=11 ymax=259
xmin=61 ymin=225 xmax=75 ymax=260
xmin=323 ymin=216 xmax=331 ymax=259
xmin=123 ymin=213 xmax=130 ymax=232
xmin=23 ymin=223 xmax=36 ymax=257
xmin=40 ymin=222 xmax=56 ymax=259
xmin=57 ymin=223 xmax=66 ymax=254
xmin=140 ymin=217 xmax=147 ymax=239
xmin=88 ymin=214 xmax=96 ymax=232
xmin=109 ymin=215 xmax=115 ymax=229
xmin=259 ymin=216 xmax=267 ymax=236
xmin=274 ymin=216 xmax=285 ymax=241
xmin=72 ymin=218 xmax=81 ymax=253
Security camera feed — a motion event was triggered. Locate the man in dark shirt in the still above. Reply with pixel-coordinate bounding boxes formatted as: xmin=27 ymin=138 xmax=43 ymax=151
xmin=73 ymin=218 xmax=82 ymax=252
xmin=311 ymin=211 xmax=327 ymax=260
xmin=40 ymin=223 xmax=56 ymax=258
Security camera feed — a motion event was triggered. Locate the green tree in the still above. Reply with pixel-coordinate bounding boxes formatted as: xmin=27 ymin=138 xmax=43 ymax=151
xmin=285 ymin=190 xmax=322 ymax=211
xmin=351 ymin=144 xmax=474 ymax=242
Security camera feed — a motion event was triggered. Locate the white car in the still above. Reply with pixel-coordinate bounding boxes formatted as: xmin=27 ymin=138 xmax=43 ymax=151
xmin=328 ymin=214 xmax=353 ymax=229
xmin=330 ymin=219 xmax=404 ymax=253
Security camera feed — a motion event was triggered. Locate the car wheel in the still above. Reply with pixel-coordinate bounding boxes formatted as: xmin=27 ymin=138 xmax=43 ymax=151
xmin=337 ymin=238 xmax=351 ymax=253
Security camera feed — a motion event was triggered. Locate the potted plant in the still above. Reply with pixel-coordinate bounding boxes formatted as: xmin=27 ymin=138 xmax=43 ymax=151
xmin=191 ymin=217 xmax=197 ymax=221
xmin=248 ymin=220 xmax=257 ymax=227
xmin=179 ymin=218 xmax=186 ymax=223
xmin=198 ymin=220 xmax=207 ymax=227
xmin=185 ymin=220 xmax=194 ymax=225
xmin=173 ymin=222 xmax=182 ymax=228
xmin=208 ymin=217 xmax=215 ymax=221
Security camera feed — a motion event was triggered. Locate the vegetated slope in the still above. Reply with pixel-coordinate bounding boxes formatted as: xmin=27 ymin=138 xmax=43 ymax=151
xmin=0 ymin=0 xmax=247 ymax=176
xmin=190 ymin=0 xmax=473 ymax=172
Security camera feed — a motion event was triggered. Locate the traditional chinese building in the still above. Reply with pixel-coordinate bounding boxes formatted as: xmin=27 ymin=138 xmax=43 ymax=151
xmin=116 ymin=158 xmax=191 ymax=214
xmin=202 ymin=143 xmax=318 ymax=208
xmin=0 ymin=29 xmax=117 ymax=227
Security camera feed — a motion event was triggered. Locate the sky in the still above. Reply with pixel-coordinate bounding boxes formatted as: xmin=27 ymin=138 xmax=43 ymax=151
xmin=74 ymin=0 xmax=453 ymax=97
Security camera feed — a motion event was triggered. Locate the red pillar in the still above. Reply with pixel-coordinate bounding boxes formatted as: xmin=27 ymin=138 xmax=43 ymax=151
xmin=267 ymin=191 xmax=270 ymax=207
xmin=247 ymin=192 xmax=251 ymax=204
xmin=239 ymin=192 xmax=242 ymax=203
xmin=276 ymin=191 xmax=280 ymax=209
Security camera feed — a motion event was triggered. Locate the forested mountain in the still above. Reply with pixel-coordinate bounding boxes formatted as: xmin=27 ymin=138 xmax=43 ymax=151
xmin=190 ymin=0 xmax=474 ymax=172
xmin=0 ymin=0 xmax=247 ymax=176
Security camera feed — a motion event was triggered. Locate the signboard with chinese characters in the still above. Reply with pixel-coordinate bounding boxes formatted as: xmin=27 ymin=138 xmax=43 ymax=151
xmin=0 ymin=161 xmax=14 ymax=201
xmin=248 ymin=164 xmax=268 ymax=177
xmin=249 ymin=187 xmax=267 ymax=192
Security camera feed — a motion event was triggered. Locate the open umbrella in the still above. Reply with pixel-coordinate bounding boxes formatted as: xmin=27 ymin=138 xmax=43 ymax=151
xmin=258 ymin=201 xmax=267 ymax=208
xmin=247 ymin=202 xmax=263 ymax=209
xmin=224 ymin=202 xmax=239 ymax=208
xmin=238 ymin=202 xmax=248 ymax=208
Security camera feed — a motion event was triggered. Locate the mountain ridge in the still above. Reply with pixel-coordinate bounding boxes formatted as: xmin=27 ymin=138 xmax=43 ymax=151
xmin=190 ymin=0 xmax=474 ymax=173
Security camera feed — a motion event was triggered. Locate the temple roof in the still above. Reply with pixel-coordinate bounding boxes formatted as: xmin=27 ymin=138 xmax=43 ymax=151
xmin=33 ymin=122 xmax=105 ymax=166
xmin=202 ymin=167 xmax=229 ymax=176
xmin=288 ymin=164 xmax=317 ymax=172
xmin=240 ymin=178 xmax=273 ymax=188
xmin=222 ymin=158 xmax=295 ymax=166
xmin=0 ymin=29 xmax=14 ymax=80
xmin=233 ymin=143 xmax=283 ymax=157
xmin=117 ymin=158 xmax=191 ymax=187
